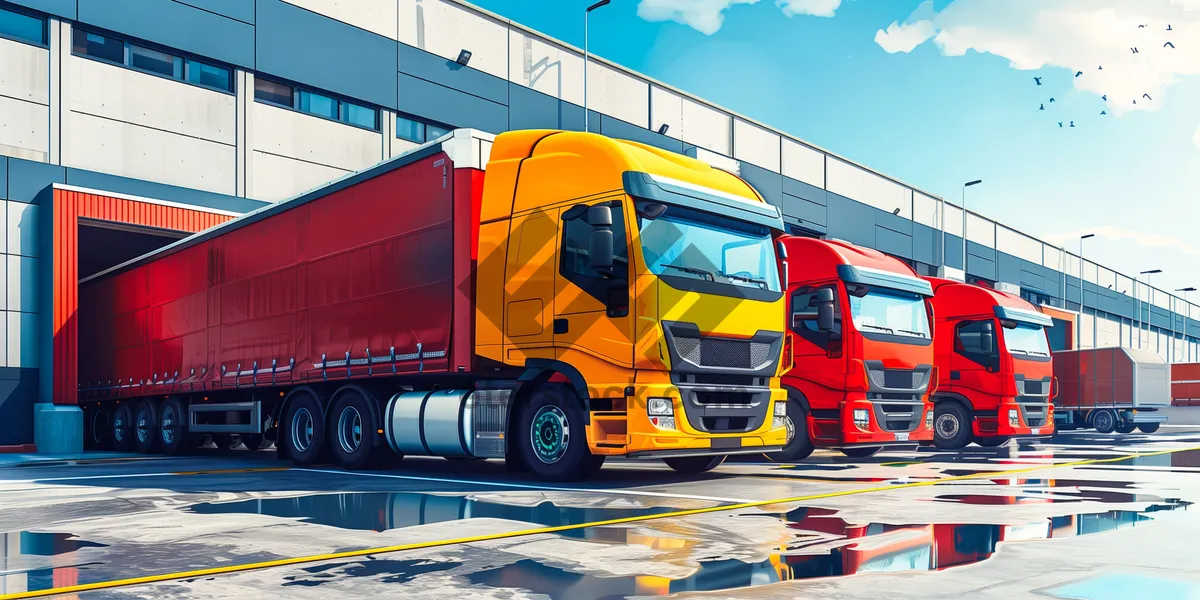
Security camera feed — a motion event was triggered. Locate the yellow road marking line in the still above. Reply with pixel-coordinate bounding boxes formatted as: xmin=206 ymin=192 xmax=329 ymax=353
xmin=5 ymin=443 xmax=1198 ymax=599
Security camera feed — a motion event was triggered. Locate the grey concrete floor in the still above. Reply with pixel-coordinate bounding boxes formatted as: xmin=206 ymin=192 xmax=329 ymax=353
xmin=2 ymin=426 xmax=1200 ymax=600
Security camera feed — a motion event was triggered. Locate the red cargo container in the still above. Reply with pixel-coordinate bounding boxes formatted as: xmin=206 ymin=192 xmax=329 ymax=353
xmin=1171 ymin=363 xmax=1200 ymax=406
xmin=1053 ymin=347 xmax=1169 ymax=433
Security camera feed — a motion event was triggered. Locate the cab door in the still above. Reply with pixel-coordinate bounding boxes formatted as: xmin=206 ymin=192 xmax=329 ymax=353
xmin=503 ymin=208 xmax=558 ymax=356
xmin=950 ymin=318 xmax=999 ymax=399
xmin=552 ymin=197 xmax=633 ymax=367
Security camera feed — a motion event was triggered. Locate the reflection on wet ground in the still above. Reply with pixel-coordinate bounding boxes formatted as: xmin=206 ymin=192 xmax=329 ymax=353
xmin=188 ymin=492 xmax=682 ymax=537
xmin=0 ymin=532 xmax=107 ymax=593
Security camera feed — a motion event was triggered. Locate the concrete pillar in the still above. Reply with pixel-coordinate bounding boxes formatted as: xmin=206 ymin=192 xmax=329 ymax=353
xmin=33 ymin=402 xmax=81 ymax=453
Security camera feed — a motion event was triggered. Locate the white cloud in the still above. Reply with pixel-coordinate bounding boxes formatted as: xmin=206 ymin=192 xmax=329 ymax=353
xmin=873 ymin=0 xmax=1200 ymax=114
xmin=637 ymin=0 xmax=841 ymax=35
xmin=1046 ymin=226 xmax=1200 ymax=258
xmin=777 ymin=0 xmax=842 ymax=18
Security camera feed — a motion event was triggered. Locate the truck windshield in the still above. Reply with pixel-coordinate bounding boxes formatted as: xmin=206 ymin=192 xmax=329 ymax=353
xmin=637 ymin=203 xmax=780 ymax=297
xmin=1002 ymin=322 xmax=1050 ymax=359
xmin=848 ymin=287 xmax=930 ymax=340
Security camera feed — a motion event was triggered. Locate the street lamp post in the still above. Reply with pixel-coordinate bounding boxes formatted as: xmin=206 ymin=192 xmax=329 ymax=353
xmin=1077 ymin=233 xmax=1095 ymax=350
xmin=1137 ymin=269 xmax=1162 ymax=351
xmin=1177 ymin=287 xmax=1196 ymax=362
xmin=961 ymin=180 xmax=982 ymax=281
xmin=583 ymin=0 xmax=611 ymax=133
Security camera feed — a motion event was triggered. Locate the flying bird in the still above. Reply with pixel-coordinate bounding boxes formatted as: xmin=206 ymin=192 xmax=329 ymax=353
xmin=1070 ymin=121 xmax=1075 ymax=128
xmin=1058 ymin=122 xmax=1063 ymax=128
xmin=1143 ymin=93 xmax=1152 ymax=100
xmin=1100 ymin=110 xmax=1107 ymax=115
xmin=1133 ymin=99 xmax=1137 ymax=104
xmin=1102 ymin=94 xmax=1107 ymax=101
xmin=1049 ymin=97 xmax=1056 ymax=103
xmin=1039 ymin=103 xmax=1045 ymax=110
xmin=1098 ymin=65 xmax=1103 ymax=70
xmin=1138 ymin=24 xmax=1147 ymax=28
xmin=1075 ymin=71 xmax=1083 ymax=77
xmin=1167 ymin=24 xmax=1173 ymax=31
xmin=1034 ymin=76 xmax=1042 ymax=85
xmin=1131 ymin=47 xmax=1139 ymax=53
xmin=1165 ymin=42 xmax=1175 ymax=48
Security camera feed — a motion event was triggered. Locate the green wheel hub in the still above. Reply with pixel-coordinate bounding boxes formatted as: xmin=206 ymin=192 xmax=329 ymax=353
xmin=530 ymin=405 xmax=570 ymax=464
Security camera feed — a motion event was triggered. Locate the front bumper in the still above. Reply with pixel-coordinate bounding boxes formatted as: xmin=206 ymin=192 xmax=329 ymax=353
xmin=839 ymin=397 xmax=934 ymax=446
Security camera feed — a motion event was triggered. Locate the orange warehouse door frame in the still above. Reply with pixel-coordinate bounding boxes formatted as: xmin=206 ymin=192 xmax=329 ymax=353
xmin=40 ymin=184 xmax=238 ymax=405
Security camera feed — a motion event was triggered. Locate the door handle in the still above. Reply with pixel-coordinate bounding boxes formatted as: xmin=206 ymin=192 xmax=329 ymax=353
xmin=553 ymin=318 xmax=569 ymax=334
xmin=950 ymin=370 xmax=961 ymax=380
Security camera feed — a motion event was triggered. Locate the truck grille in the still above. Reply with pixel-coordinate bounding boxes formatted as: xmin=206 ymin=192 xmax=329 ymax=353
xmin=1015 ymin=375 xmax=1051 ymax=400
xmin=1018 ymin=403 xmax=1048 ymax=428
xmin=873 ymin=402 xmax=922 ymax=432
xmin=673 ymin=336 xmax=773 ymax=370
xmin=693 ymin=391 xmax=756 ymax=407
xmin=868 ymin=369 xmax=927 ymax=390
xmin=702 ymin=417 xmax=752 ymax=432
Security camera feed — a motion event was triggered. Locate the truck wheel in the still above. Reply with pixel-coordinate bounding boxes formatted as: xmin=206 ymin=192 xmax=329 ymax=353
xmin=327 ymin=389 xmax=379 ymax=470
xmin=112 ymin=403 xmax=135 ymax=451
xmin=664 ymin=455 xmax=725 ymax=473
xmin=1092 ymin=409 xmax=1117 ymax=434
xmin=240 ymin=433 xmax=273 ymax=451
xmin=976 ymin=436 xmax=1009 ymax=448
xmin=133 ymin=399 xmax=161 ymax=454
xmin=839 ymin=447 xmax=881 ymax=458
xmin=159 ymin=397 xmax=193 ymax=456
xmin=1137 ymin=423 xmax=1160 ymax=434
xmin=86 ymin=406 xmax=112 ymax=450
xmin=1115 ymin=422 xmax=1137 ymax=434
xmin=515 ymin=384 xmax=596 ymax=482
xmin=934 ymin=402 xmax=971 ymax=450
xmin=284 ymin=392 xmax=325 ymax=466
xmin=766 ymin=398 xmax=814 ymax=463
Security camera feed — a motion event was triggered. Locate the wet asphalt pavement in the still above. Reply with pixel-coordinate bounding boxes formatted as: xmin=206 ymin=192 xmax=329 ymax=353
xmin=4 ymin=426 xmax=1200 ymax=599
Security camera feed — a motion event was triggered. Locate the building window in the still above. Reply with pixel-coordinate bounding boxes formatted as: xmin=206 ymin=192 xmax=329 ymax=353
xmin=396 ymin=115 xmax=453 ymax=143
xmin=255 ymin=77 xmax=380 ymax=131
xmin=71 ymin=29 xmax=232 ymax=92
xmin=0 ymin=5 xmax=45 ymax=45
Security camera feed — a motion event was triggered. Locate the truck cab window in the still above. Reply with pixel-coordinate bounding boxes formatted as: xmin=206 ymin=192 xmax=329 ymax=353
xmin=790 ymin=285 xmax=840 ymax=346
xmin=561 ymin=201 xmax=629 ymax=316
xmin=955 ymin=319 xmax=997 ymax=366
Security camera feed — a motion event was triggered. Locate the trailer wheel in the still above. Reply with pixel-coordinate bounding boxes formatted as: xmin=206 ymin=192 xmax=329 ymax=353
xmin=515 ymin=384 xmax=597 ymax=482
xmin=839 ymin=446 xmax=881 ymax=458
xmin=976 ymin=436 xmax=1009 ymax=448
xmin=1092 ymin=409 xmax=1117 ymax=434
xmin=1115 ymin=422 xmax=1137 ymax=434
xmin=85 ymin=406 xmax=112 ymax=450
xmin=159 ymin=397 xmax=193 ymax=456
xmin=112 ymin=403 xmax=135 ymax=451
xmin=327 ymin=389 xmax=379 ymax=470
xmin=933 ymin=401 xmax=972 ymax=450
xmin=133 ymin=399 xmax=161 ymax=454
xmin=766 ymin=397 xmax=814 ymax=463
xmin=284 ymin=391 xmax=325 ymax=466
xmin=664 ymin=455 xmax=725 ymax=474
xmin=1137 ymin=423 xmax=1160 ymax=434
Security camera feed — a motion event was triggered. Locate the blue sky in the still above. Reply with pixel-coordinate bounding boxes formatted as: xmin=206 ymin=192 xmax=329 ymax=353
xmin=472 ymin=0 xmax=1200 ymax=296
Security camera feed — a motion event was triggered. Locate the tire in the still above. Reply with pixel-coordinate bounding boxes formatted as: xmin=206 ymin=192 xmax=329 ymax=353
xmin=515 ymin=384 xmax=597 ymax=482
xmin=1115 ymin=423 xmax=1137 ymax=434
xmin=85 ymin=406 xmax=112 ymax=450
xmin=664 ymin=455 xmax=726 ymax=474
xmin=976 ymin=436 xmax=1010 ymax=448
xmin=934 ymin=401 xmax=972 ymax=450
xmin=212 ymin=434 xmax=239 ymax=450
xmin=1092 ymin=409 xmax=1117 ymax=434
xmin=327 ymin=388 xmax=379 ymax=470
xmin=766 ymin=397 xmax=814 ymax=463
xmin=1137 ymin=423 xmax=1161 ymax=434
xmin=283 ymin=391 xmax=325 ymax=466
xmin=240 ymin=433 xmax=273 ymax=451
xmin=112 ymin=403 xmax=135 ymax=452
xmin=159 ymin=397 xmax=193 ymax=456
xmin=133 ymin=399 xmax=161 ymax=454
xmin=839 ymin=446 xmax=881 ymax=458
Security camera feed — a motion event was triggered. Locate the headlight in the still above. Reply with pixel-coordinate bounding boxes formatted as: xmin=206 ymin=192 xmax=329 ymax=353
xmin=925 ymin=410 xmax=934 ymax=429
xmin=648 ymin=397 xmax=674 ymax=416
xmin=774 ymin=402 xmax=787 ymax=417
xmin=649 ymin=416 xmax=676 ymax=430
xmin=774 ymin=416 xmax=795 ymax=443
xmin=853 ymin=408 xmax=870 ymax=429
xmin=1008 ymin=409 xmax=1020 ymax=427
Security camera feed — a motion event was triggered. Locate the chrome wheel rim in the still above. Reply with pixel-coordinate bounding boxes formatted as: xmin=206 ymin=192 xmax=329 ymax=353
xmin=337 ymin=406 xmax=363 ymax=454
xmin=291 ymin=407 xmax=314 ymax=453
xmin=113 ymin=410 xmax=127 ymax=443
xmin=936 ymin=413 xmax=959 ymax=439
xmin=1095 ymin=411 xmax=1113 ymax=431
xmin=531 ymin=406 xmax=570 ymax=464
xmin=161 ymin=405 xmax=177 ymax=445
xmin=135 ymin=406 xmax=151 ymax=445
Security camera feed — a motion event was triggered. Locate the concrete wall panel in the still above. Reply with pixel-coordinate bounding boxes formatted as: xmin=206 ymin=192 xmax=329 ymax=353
xmin=251 ymin=103 xmax=381 ymax=172
xmin=681 ymin=96 xmax=730 ymax=155
xmin=588 ymin=62 xmax=648 ymax=128
xmin=63 ymin=111 xmax=236 ymax=195
xmin=398 ymin=42 xmax=507 ymax=106
xmin=0 ymin=96 xmax=49 ymax=162
xmin=733 ymin=119 xmax=780 ymax=172
xmin=0 ymin=38 xmax=49 ymax=105
xmin=399 ymin=0 xmax=508 ymax=80
xmin=507 ymin=29 xmax=583 ymax=105
xmin=7 ymin=256 xmax=36 ymax=312
xmin=78 ymin=0 xmax=254 ymax=68
xmin=284 ymin=0 xmax=395 ymax=39
xmin=248 ymin=149 xmax=348 ymax=202
xmin=649 ymin=85 xmax=681 ymax=140
xmin=69 ymin=57 xmax=236 ymax=145
xmin=7 ymin=312 xmax=36 ymax=368
xmin=781 ymin=138 xmax=824 ymax=189
xmin=396 ymin=72 xmax=507 ymax=134
xmin=6 ymin=201 xmax=36 ymax=257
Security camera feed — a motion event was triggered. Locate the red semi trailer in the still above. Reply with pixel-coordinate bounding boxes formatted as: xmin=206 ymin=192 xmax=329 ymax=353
xmin=75 ymin=129 xmax=792 ymax=481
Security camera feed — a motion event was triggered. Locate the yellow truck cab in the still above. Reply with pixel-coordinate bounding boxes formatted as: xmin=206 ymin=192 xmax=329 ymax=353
xmin=476 ymin=130 xmax=791 ymax=478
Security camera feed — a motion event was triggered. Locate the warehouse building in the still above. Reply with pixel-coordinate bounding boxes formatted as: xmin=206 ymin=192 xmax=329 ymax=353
xmin=0 ymin=0 xmax=1195 ymax=450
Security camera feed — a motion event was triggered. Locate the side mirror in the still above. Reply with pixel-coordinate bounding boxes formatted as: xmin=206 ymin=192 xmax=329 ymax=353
xmin=816 ymin=287 xmax=836 ymax=333
xmin=587 ymin=205 xmax=614 ymax=272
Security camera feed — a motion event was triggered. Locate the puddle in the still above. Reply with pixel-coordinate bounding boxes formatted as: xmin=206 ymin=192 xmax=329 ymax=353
xmin=935 ymin=489 xmax=1161 ymax=505
xmin=283 ymin=559 xmax=462 ymax=587
xmin=1046 ymin=572 xmax=1200 ymax=600
xmin=0 ymin=532 xmax=108 ymax=594
xmin=188 ymin=492 xmax=679 ymax=537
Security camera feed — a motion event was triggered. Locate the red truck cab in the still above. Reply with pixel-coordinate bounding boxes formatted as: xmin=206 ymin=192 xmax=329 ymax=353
xmin=925 ymin=278 xmax=1056 ymax=449
xmin=771 ymin=237 xmax=936 ymax=461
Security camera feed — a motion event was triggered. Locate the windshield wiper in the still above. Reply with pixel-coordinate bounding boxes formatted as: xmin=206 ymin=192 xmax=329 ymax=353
xmin=662 ymin=263 xmax=715 ymax=281
xmin=1008 ymin=348 xmax=1031 ymax=355
xmin=719 ymin=271 xmax=768 ymax=288
xmin=858 ymin=323 xmax=895 ymax=334
xmin=896 ymin=328 xmax=928 ymax=338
